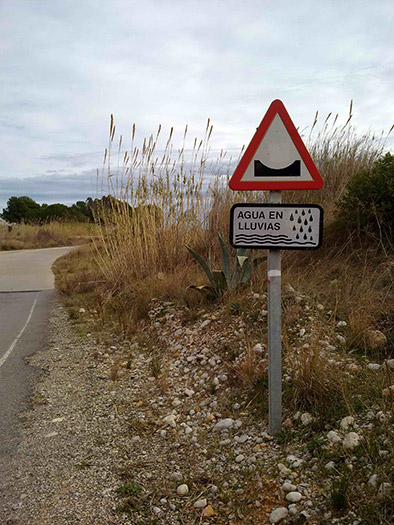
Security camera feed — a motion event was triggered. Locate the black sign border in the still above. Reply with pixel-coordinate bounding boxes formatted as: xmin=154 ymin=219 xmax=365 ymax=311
xmin=230 ymin=203 xmax=324 ymax=250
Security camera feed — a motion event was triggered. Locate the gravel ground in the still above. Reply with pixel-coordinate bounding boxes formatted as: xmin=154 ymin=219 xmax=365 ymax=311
xmin=0 ymin=299 xmax=283 ymax=524
xmin=0 ymin=302 xmax=133 ymax=524
xmin=1 ymin=293 xmax=392 ymax=525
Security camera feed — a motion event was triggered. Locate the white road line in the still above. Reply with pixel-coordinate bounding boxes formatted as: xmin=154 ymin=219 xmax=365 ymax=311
xmin=0 ymin=293 xmax=39 ymax=369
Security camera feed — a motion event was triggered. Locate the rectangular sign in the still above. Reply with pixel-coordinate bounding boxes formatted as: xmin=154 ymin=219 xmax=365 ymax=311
xmin=230 ymin=203 xmax=323 ymax=250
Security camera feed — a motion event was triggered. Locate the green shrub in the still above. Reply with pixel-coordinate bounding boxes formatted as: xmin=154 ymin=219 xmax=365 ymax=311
xmin=336 ymin=153 xmax=394 ymax=242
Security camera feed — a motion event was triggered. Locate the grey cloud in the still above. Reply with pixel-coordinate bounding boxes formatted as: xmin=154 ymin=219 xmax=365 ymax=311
xmin=0 ymin=171 xmax=99 ymax=211
xmin=1 ymin=0 xmax=393 ymax=206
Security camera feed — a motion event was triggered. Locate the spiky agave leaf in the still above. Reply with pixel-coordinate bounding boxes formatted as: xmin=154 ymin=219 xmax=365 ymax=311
xmin=185 ymin=245 xmax=219 ymax=295
xmin=218 ymin=233 xmax=230 ymax=289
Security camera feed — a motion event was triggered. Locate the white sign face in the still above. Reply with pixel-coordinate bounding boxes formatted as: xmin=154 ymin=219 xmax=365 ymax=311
xmin=230 ymin=204 xmax=323 ymax=250
xmin=240 ymin=114 xmax=313 ymax=183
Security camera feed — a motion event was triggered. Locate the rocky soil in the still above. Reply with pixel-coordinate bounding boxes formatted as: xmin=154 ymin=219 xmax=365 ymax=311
xmin=1 ymin=289 xmax=393 ymax=524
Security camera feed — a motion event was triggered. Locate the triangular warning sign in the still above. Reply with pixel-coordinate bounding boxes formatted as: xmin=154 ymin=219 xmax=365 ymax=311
xmin=229 ymin=100 xmax=324 ymax=191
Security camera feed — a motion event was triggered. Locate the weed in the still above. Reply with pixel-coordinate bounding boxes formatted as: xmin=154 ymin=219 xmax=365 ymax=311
xmin=330 ymin=476 xmax=350 ymax=511
xmin=274 ymin=429 xmax=296 ymax=445
xmin=116 ymin=481 xmax=143 ymax=497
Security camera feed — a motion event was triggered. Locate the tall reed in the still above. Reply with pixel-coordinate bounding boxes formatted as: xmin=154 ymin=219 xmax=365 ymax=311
xmin=93 ymin=106 xmax=390 ymax=296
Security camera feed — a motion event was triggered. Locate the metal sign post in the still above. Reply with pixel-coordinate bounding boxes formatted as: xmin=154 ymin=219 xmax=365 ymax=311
xmin=267 ymin=190 xmax=282 ymax=434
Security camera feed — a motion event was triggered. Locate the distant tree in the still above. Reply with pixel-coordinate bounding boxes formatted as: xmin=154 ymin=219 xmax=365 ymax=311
xmin=1 ymin=196 xmax=41 ymax=223
xmin=70 ymin=199 xmax=94 ymax=221
xmin=39 ymin=203 xmax=73 ymax=222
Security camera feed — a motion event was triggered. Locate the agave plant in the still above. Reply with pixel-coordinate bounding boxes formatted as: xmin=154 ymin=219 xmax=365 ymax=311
xmin=185 ymin=233 xmax=261 ymax=299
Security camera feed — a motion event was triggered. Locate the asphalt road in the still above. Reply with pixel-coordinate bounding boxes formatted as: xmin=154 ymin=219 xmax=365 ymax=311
xmin=0 ymin=247 xmax=75 ymax=459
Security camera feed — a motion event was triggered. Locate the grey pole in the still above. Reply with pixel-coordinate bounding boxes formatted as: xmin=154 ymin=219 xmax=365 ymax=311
xmin=268 ymin=190 xmax=282 ymax=434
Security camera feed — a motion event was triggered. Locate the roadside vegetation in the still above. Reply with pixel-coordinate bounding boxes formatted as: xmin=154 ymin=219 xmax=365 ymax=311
xmin=0 ymin=196 xmax=120 ymax=250
xmin=0 ymin=221 xmax=97 ymax=250
xmin=53 ymin=106 xmax=393 ymax=523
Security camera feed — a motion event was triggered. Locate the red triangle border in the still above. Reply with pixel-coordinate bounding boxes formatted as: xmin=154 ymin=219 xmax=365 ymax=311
xmin=229 ymin=100 xmax=324 ymax=191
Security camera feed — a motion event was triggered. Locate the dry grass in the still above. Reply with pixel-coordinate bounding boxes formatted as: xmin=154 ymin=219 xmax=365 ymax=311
xmin=56 ymin=108 xmax=393 ymax=349
xmin=0 ymin=221 xmax=97 ymax=251
xmin=284 ymin=228 xmax=394 ymax=356
xmin=287 ymin=101 xmax=392 ymax=218
xmin=287 ymin=338 xmax=348 ymax=416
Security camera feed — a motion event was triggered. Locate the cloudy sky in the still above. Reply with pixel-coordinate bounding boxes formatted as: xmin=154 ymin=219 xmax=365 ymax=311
xmin=1 ymin=0 xmax=393 ymax=210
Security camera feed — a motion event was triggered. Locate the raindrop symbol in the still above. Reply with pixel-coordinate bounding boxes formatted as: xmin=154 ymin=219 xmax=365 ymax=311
xmin=295 ymin=210 xmax=298 ymax=214
xmin=304 ymin=219 xmax=308 ymax=226
xmin=308 ymin=209 xmax=311 ymax=213
xmin=290 ymin=213 xmax=294 ymax=221
xmin=300 ymin=226 xmax=304 ymax=233
xmin=293 ymin=225 xmax=296 ymax=231
xmin=310 ymin=235 xmax=313 ymax=241
xmin=309 ymin=215 xmax=313 ymax=222
xmin=304 ymin=234 xmax=308 ymax=240
xmin=297 ymin=217 xmax=302 ymax=224
xmin=296 ymin=234 xmax=299 ymax=240
xmin=302 ymin=210 xmax=305 ymax=216
xmin=308 ymin=226 xmax=312 ymax=233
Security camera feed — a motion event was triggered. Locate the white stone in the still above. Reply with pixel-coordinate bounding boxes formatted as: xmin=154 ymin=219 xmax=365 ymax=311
xmin=44 ymin=431 xmax=58 ymax=438
xmin=194 ymin=498 xmax=207 ymax=508
xmin=300 ymin=412 xmax=313 ymax=425
xmin=326 ymin=344 xmax=337 ymax=351
xmin=235 ymin=454 xmax=245 ymax=463
xmin=289 ymin=506 xmax=298 ymax=516
xmin=387 ymin=359 xmax=394 ymax=369
xmin=163 ymin=414 xmax=177 ymax=428
xmin=261 ymin=309 xmax=268 ymax=316
xmin=269 ymin=507 xmax=289 ymax=523
xmin=337 ymin=320 xmax=347 ymax=327
xmin=185 ymin=426 xmax=193 ymax=435
xmin=368 ymin=474 xmax=379 ymax=488
xmin=378 ymin=482 xmax=392 ymax=498
xmin=235 ymin=435 xmax=249 ymax=444
xmin=299 ymin=328 xmax=306 ymax=337
xmin=281 ymin=482 xmax=296 ymax=493
xmin=367 ymin=363 xmax=381 ymax=371
xmin=277 ymin=463 xmax=291 ymax=476
xmin=78 ymin=307 xmax=86 ymax=314
xmin=172 ymin=398 xmax=182 ymax=407
xmin=185 ymin=388 xmax=194 ymax=397
xmin=286 ymin=491 xmax=302 ymax=503
xmin=176 ymin=484 xmax=189 ymax=496
xmin=171 ymin=472 xmax=183 ymax=482
xmin=340 ymin=416 xmax=355 ymax=430
xmin=343 ymin=432 xmax=360 ymax=450
xmin=325 ymin=461 xmax=335 ymax=470
xmin=200 ymin=320 xmax=211 ymax=329
xmin=317 ymin=303 xmax=324 ymax=311
xmin=253 ymin=343 xmax=263 ymax=353
xmin=213 ymin=418 xmax=234 ymax=431
xmin=327 ymin=430 xmax=342 ymax=444
xmin=366 ymin=329 xmax=387 ymax=349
